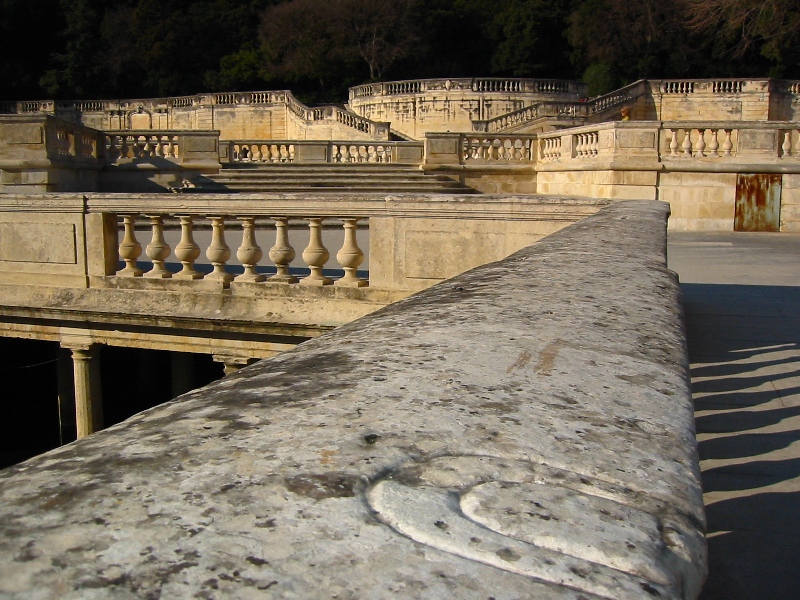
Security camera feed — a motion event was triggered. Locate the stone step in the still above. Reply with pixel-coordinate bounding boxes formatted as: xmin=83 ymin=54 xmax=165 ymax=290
xmin=196 ymin=183 xmax=475 ymax=193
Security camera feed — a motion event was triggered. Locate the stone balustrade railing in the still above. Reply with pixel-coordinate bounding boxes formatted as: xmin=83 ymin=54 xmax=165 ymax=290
xmin=460 ymin=134 xmax=536 ymax=163
xmin=222 ymin=140 xmax=424 ymax=164
xmin=0 ymin=115 xmax=104 ymax=168
xmin=349 ymin=77 xmax=586 ymax=100
xmin=0 ymin=200 xmax=706 ymax=599
xmin=0 ymin=192 xmax=608 ymax=293
xmin=102 ymin=130 xmax=221 ymax=167
xmin=114 ymin=212 xmax=369 ymax=288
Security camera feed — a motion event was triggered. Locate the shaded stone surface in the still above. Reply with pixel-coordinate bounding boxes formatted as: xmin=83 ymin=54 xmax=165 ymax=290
xmin=0 ymin=201 xmax=703 ymax=599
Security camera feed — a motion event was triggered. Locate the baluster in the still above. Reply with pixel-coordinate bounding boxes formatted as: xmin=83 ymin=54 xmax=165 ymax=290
xmin=252 ymin=144 xmax=263 ymax=162
xmin=682 ymin=129 xmax=693 ymax=157
xmin=359 ymin=146 xmax=368 ymax=163
xmin=367 ymin=145 xmax=377 ymax=163
xmin=795 ymin=129 xmax=800 ymax=157
xmin=722 ymin=130 xmax=733 ymax=156
xmin=268 ymin=217 xmax=297 ymax=282
xmin=143 ymin=215 xmax=172 ymax=278
xmin=782 ymin=132 xmax=792 ymax=157
xmin=205 ymin=216 xmax=233 ymax=284
xmin=335 ymin=218 xmax=367 ymax=287
xmin=261 ymin=144 xmax=272 ymax=163
xmin=153 ymin=136 xmax=164 ymax=158
xmin=142 ymin=135 xmax=153 ymax=157
xmin=280 ymin=145 xmax=290 ymax=162
xmin=575 ymin=134 xmax=584 ymax=158
xmin=173 ymin=216 xmax=202 ymax=279
xmin=107 ymin=135 xmax=120 ymax=162
xmin=669 ymin=129 xmax=679 ymax=156
xmin=708 ymin=130 xmax=720 ymax=156
xmin=235 ymin=217 xmax=265 ymax=282
xmin=591 ymin=133 xmax=599 ymax=156
xmin=165 ymin=136 xmax=175 ymax=158
xmin=120 ymin=135 xmax=131 ymax=159
xmin=117 ymin=215 xmax=143 ymax=277
xmin=695 ymin=129 xmax=706 ymax=157
xmin=300 ymin=218 xmax=332 ymax=285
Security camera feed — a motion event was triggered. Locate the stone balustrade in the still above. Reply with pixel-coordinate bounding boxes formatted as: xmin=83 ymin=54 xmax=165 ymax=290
xmin=0 ymin=200 xmax=706 ymax=599
xmin=114 ymin=212 xmax=368 ymax=288
xmin=460 ymin=134 xmax=536 ymax=163
xmin=349 ymin=77 xmax=587 ymax=99
xmin=222 ymin=140 xmax=423 ymax=164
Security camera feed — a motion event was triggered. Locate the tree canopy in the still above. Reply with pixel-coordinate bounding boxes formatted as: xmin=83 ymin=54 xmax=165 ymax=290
xmin=0 ymin=0 xmax=797 ymax=102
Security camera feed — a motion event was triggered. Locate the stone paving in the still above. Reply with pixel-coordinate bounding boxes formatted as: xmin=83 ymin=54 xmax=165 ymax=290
xmin=668 ymin=231 xmax=800 ymax=600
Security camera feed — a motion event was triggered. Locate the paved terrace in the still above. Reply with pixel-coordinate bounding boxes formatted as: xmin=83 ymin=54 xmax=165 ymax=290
xmin=668 ymin=231 xmax=800 ymax=599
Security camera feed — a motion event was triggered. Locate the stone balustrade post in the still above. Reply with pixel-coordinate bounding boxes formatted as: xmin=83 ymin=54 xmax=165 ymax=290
xmin=235 ymin=217 xmax=266 ymax=282
xmin=205 ymin=216 xmax=233 ymax=284
xmin=143 ymin=215 xmax=172 ymax=278
xmin=335 ymin=218 xmax=367 ymax=287
xmin=173 ymin=215 xmax=202 ymax=279
xmin=300 ymin=218 xmax=332 ymax=285
xmin=117 ymin=214 xmax=143 ymax=277
xmin=268 ymin=217 xmax=298 ymax=283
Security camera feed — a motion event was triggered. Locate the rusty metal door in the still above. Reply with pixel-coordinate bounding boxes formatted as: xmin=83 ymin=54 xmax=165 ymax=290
xmin=734 ymin=174 xmax=781 ymax=232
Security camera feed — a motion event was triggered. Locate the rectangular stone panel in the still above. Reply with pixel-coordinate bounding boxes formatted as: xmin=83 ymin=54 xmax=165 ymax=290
xmin=0 ymin=124 xmax=43 ymax=145
xmin=183 ymin=137 xmax=217 ymax=153
xmin=0 ymin=222 xmax=77 ymax=264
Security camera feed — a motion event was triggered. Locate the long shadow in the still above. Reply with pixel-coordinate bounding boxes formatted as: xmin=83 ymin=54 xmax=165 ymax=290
xmin=683 ymin=283 xmax=800 ymax=600
xmin=695 ymin=405 xmax=800 ymax=434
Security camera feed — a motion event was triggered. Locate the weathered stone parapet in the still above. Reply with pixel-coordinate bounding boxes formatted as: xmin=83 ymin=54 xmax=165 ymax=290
xmin=0 ymin=200 xmax=705 ymax=599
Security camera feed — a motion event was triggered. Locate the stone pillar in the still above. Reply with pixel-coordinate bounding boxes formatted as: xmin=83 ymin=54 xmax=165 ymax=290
xmin=171 ymin=352 xmax=196 ymax=397
xmin=56 ymin=347 xmax=77 ymax=444
xmin=67 ymin=345 xmax=103 ymax=439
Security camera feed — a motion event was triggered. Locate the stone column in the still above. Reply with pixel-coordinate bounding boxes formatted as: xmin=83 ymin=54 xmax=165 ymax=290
xmin=56 ymin=347 xmax=77 ymax=444
xmin=67 ymin=345 xmax=103 ymax=439
xmin=171 ymin=352 xmax=196 ymax=397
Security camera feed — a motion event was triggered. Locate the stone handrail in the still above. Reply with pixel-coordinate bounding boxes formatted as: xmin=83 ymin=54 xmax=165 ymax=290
xmin=221 ymin=140 xmax=424 ymax=164
xmin=284 ymin=91 xmax=390 ymax=139
xmin=349 ymin=77 xmax=586 ymax=100
xmin=652 ymin=78 xmax=784 ymax=95
xmin=0 ymin=200 xmax=706 ymax=599
xmin=472 ymin=81 xmax=650 ymax=134
xmin=103 ymin=130 xmax=221 ymax=166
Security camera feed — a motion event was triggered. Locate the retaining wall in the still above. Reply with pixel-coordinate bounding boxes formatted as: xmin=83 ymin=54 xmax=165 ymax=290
xmin=0 ymin=200 xmax=705 ymax=599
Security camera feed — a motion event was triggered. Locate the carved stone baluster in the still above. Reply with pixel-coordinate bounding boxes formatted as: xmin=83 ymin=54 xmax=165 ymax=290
xmin=300 ymin=218 xmax=332 ymax=285
xmin=367 ymin=145 xmax=377 ymax=163
xmin=252 ymin=144 xmax=262 ymax=162
xmin=591 ymin=133 xmax=599 ymax=156
xmin=235 ymin=217 xmax=266 ymax=282
xmin=708 ymin=130 xmax=720 ymax=156
xmin=268 ymin=217 xmax=297 ymax=283
xmin=669 ymin=130 xmax=679 ymax=156
xmin=143 ymin=215 xmax=172 ymax=278
xmin=142 ymin=135 xmax=153 ymax=158
xmin=682 ymin=129 xmax=693 ymax=157
xmin=575 ymin=134 xmax=584 ymax=158
xmin=205 ymin=216 xmax=233 ymax=284
xmin=165 ymin=136 xmax=175 ymax=158
xmin=795 ymin=129 xmax=800 ymax=157
xmin=782 ymin=132 xmax=792 ymax=157
xmin=117 ymin=215 xmax=143 ymax=277
xmin=695 ymin=129 xmax=706 ymax=157
xmin=173 ymin=216 xmax=202 ymax=279
xmin=280 ymin=145 xmax=290 ymax=162
xmin=153 ymin=136 xmax=164 ymax=158
xmin=335 ymin=218 xmax=367 ymax=287
xmin=261 ymin=144 xmax=271 ymax=162
xmin=721 ymin=130 xmax=733 ymax=156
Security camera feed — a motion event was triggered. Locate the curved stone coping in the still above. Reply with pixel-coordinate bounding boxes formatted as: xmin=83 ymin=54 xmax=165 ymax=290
xmin=0 ymin=200 xmax=705 ymax=599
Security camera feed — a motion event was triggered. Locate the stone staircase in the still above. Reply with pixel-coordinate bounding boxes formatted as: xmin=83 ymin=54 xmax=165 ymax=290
xmin=195 ymin=163 xmax=475 ymax=193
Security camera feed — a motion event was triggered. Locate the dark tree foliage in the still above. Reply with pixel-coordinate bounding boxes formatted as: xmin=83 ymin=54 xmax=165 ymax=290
xmin=0 ymin=0 xmax=797 ymax=102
